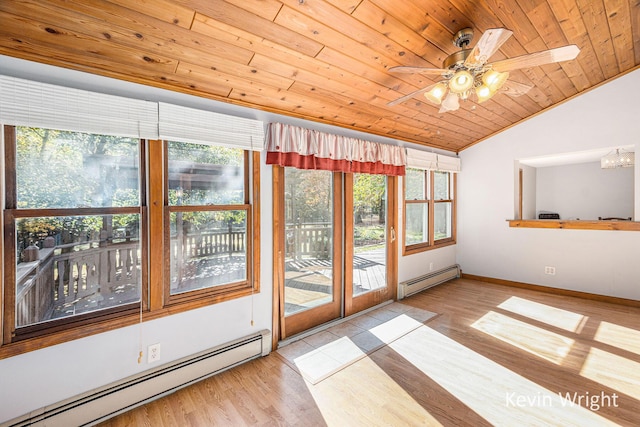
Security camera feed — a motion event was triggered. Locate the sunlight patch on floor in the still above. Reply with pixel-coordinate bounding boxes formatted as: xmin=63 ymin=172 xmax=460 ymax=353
xmin=580 ymin=347 xmax=640 ymax=400
xmin=294 ymin=337 xmax=367 ymax=384
xmin=594 ymin=321 xmax=640 ymax=356
xmin=472 ymin=311 xmax=575 ymax=364
xmin=305 ymin=355 xmax=444 ymax=427
xmin=368 ymin=314 xmax=423 ymax=344
xmin=294 ymin=314 xmax=424 ymax=384
xmin=498 ymin=296 xmax=587 ymax=333
xmin=389 ymin=326 xmax=618 ymax=426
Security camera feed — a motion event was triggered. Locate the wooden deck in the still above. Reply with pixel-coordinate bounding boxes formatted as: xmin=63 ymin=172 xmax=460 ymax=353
xmin=284 ymin=248 xmax=386 ymax=316
xmin=17 ymin=242 xmax=246 ymax=325
xmin=352 ymin=248 xmax=386 ymax=296
xmin=100 ymin=278 xmax=640 ymax=426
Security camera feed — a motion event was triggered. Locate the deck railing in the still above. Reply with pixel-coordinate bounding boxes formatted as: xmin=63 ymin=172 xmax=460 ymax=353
xmin=171 ymin=227 xmax=246 ymax=259
xmin=15 ymin=251 xmax=55 ymax=327
xmin=16 ymin=226 xmax=249 ymax=326
xmin=16 ymin=241 xmax=141 ymax=327
xmin=285 ymin=222 xmax=331 ymax=260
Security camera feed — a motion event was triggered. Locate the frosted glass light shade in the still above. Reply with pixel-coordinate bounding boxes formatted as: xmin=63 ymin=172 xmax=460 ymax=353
xmin=475 ymin=85 xmax=493 ymax=103
xmin=424 ymin=83 xmax=447 ymax=104
xmin=441 ymin=92 xmax=460 ymax=111
xmin=448 ymin=70 xmax=474 ymax=93
xmin=483 ymin=70 xmax=509 ymax=92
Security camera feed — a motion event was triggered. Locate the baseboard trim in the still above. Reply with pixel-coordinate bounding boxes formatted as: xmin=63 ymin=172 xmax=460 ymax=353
xmin=461 ymin=273 xmax=640 ymax=308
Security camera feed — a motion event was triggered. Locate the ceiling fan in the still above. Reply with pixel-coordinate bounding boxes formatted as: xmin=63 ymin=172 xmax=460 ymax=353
xmin=387 ymin=28 xmax=580 ymax=112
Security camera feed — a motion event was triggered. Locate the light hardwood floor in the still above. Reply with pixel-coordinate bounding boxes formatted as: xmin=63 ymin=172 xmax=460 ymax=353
xmin=100 ymin=278 xmax=640 ymax=426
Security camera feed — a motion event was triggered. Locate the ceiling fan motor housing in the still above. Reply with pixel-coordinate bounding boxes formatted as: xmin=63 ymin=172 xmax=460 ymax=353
xmin=453 ymin=28 xmax=474 ymax=48
xmin=443 ymin=49 xmax=473 ymax=70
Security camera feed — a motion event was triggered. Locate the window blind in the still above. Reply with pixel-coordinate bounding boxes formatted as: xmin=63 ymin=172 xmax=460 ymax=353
xmin=0 ymin=75 xmax=158 ymax=139
xmin=158 ymin=102 xmax=264 ymax=151
xmin=434 ymin=154 xmax=461 ymax=173
xmin=406 ymin=148 xmax=461 ymax=172
xmin=406 ymin=149 xmax=438 ymax=170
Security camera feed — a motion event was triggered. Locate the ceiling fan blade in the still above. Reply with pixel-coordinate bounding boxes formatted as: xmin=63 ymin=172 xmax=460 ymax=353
xmin=388 ymin=66 xmax=449 ymax=75
xmin=500 ymin=80 xmax=533 ymax=97
xmin=491 ymin=45 xmax=580 ymax=72
xmin=387 ymin=83 xmax=437 ymax=106
xmin=464 ymin=28 xmax=513 ymax=67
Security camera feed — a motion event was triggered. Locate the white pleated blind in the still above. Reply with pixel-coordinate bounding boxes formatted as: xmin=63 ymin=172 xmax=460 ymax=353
xmin=159 ymin=102 xmax=264 ymax=151
xmin=435 ymin=154 xmax=461 ymax=173
xmin=406 ymin=148 xmax=438 ymax=170
xmin=406 ymin=148 xmax=461 ymax=172
xmin=0 ymin=75 xmax=158 ymax=139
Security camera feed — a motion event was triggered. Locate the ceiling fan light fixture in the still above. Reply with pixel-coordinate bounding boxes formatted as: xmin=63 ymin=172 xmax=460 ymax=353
xmin=475 ymin=84 xmax=493 ymax=103
xmin=482 ymin=70 xmax=509 ymax=92
xmin=448 ymin=70 xmax=474 ymax=93
xmin=424 ymin=83 xmax=448 ymax=104
xmin=386 ymin=27 xmax=578 ymax=113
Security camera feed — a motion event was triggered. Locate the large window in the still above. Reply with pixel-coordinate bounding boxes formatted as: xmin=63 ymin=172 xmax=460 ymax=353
xmin=165 ymin=142 xmax=253 ymax=303
xmin=403 ymin=168 xmax=456 ymax=254
xmin=4 ymin=126 xmax=144 ymax=339
xmin=2 ymin=127 xmax=259 ymax=354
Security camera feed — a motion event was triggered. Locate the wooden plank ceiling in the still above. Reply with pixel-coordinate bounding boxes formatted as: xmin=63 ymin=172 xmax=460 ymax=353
xmin=0 ymin=0 xmax=638 ymax=152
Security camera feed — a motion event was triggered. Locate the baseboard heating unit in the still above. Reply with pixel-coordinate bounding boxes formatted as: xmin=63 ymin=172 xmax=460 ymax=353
xmin=399 ymin=265 xmax=460 ymax=299
xmin=3 ymin=329 xmax=271 ymax=427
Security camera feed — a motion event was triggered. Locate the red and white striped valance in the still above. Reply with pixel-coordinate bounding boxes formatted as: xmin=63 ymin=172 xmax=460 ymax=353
xmin=265 ymin=122 xmax=406 ymax=176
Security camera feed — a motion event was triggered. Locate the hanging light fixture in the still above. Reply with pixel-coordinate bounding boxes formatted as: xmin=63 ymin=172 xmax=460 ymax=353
xmin=601 ymin=148 xmax=635 ymax=169
xmin=419 ymin=29 xmax=504 ymax=110
xmin=425 ymin=66 xmax=505 ymax=110
xmin=418 ymin=62 xmax=518 ymax=111
xmin=388 ymin=27 xmax=582 ymax=112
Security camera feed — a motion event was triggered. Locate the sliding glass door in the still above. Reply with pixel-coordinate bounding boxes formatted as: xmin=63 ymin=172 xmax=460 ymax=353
xmin=278 ymin=168 xmax=342 ymax=337
xmin=274 ymin=167 xmax=397 ymax=340
xmin=345 ymin=173 xmax=395 ymax=316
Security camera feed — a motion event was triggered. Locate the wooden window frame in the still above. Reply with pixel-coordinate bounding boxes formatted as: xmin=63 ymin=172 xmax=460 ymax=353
xmin=0 ymin=128 xmax=261 ymax=359
xmin=403 ymin=169 xmax=457 ymax=256
xmin=2 ymin=125 xmax=148 ymax=347
xmin=162 ymin=146 xmax=257 ymax=307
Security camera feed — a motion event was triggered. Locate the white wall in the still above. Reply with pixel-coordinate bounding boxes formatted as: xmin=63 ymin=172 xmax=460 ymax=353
xmin=536 ymin=161 xmax=634 ymax=220
xmin=398 ymin=243 xmax=457 ymax=283
xmin=458 ymin=68 xmax=640 ymax=300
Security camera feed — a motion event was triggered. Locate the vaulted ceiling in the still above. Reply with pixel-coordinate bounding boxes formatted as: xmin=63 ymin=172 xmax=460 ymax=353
xmin=0 ymin=0 xmax=638 ymax=152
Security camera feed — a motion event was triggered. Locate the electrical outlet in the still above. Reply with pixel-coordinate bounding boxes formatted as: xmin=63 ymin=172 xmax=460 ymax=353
xmin=148 ymin=343 xmax=161 ymax=363
xmin=544 ymin=266 xmax=556 ymax=275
